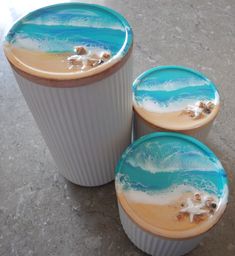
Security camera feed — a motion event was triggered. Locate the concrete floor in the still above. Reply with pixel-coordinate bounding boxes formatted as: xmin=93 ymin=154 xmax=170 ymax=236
xmin=0 ymin=0 xmax=235 ymax=255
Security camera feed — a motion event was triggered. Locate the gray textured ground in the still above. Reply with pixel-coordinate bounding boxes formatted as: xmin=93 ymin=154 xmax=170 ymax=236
xmin=0 ymin=0 xmax=235 ymax=255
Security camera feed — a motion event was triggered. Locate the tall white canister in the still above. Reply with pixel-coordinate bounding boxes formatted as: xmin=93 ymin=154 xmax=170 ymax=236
xmin=3 ymin=3 xmax=133 ymax=186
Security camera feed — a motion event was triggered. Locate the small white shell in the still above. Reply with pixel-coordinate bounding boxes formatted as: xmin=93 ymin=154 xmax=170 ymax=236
xmin=100 ymin=51 xmax=111 ymax=60
xmin=67 ymin=55 xmax=82 ymax=65
xmin=74 ymin=46 xmax=87 ymax=55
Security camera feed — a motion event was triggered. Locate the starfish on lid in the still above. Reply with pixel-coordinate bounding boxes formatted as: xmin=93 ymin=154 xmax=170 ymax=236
xmin=184 ymin=101 xmax=215 ymax=119
xmin=180 ymin=198 xmax=209 ymax=222
xmin=67 ymin=45 xmax=111 ymax=71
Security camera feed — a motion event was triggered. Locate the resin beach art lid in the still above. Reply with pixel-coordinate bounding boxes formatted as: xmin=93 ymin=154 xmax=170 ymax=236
xmin=3 ymin=3 xmax=133 ymax=84
xmin=133 ymin=66 xmax=220 ymax=131
xmin=116 ymin=133 xmax=228 ymax=239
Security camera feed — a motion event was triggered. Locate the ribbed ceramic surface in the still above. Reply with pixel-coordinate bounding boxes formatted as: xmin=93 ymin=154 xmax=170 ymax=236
xmin=13 ymin=57 xmax=132 ymax=186
xmin=118 ymin=203 xmax=205 ymax=256
xmin=134 ymin=113 xmax=213 ymax=142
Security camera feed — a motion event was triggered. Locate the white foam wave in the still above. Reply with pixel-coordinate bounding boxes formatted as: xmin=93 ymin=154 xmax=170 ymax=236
xmin=135 ymin=96 xmax=218 ymax=113
xmin=137 ymin=78 xmax=210 ymax=92
xmin=137 ymin=98 xmax=200 ymax=112
xmin=14 ymin=36 xmax=43 ymax=50
xmin=23 ymin=19 xmax=125 ymax=31
xmin=220 ymin=184 xmax=229 ymax=206
xmin=121 ymin=184 xmax=219 ymax=205
xmin=12 ymin=36 xmax=113 ymax=54
xmin=126 ymin=140 xmax=223 ymax=174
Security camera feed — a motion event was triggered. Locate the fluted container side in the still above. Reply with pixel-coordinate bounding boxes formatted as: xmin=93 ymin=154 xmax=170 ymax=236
xmin=14 ymin=56 xmax=133 ymax=186
xmin=118 ymin=203 xmax=205 ymax=256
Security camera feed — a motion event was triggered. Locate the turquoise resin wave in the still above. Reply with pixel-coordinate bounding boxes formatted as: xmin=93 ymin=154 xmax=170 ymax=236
xmin=116 ymin=133 xmax=228 ymax=200
xmin=5 ymin=3 xmax=133 ymax=56
xmin=133 ymin=66 xmax=219 ymax=113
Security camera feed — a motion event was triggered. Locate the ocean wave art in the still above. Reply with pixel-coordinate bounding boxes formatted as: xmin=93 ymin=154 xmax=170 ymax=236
xmin=116 ymin=133 xmax=228 ymax=237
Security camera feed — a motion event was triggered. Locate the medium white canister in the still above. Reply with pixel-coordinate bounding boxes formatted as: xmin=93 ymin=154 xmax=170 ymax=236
xmin=3 ymin=3 xmax=133 ymax=186
xmin=133 ymin=66 xmax=220 ymax=141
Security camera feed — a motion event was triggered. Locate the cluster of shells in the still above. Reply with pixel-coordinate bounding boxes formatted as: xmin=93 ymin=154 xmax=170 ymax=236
xmin=176 ymin=192 xmax=217 ymax=224
xmin=67 ymin=46 xmax=111 ymax=71
xmin=184 ymin=101 xmax=215 ymax=119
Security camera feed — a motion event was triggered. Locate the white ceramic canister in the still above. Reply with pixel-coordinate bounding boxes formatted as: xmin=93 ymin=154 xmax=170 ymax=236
xmin=3 ymin=3 xmax=133 ymax=186
xmin=133 ymin=66 xmax=220 ymax=142
xmin=115 ymin=132 xmax=228 ymax=256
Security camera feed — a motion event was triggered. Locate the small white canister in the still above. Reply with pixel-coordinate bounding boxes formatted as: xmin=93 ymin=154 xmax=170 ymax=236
xmin=115 ymin=132 xmax=228 ymax=256
xmin=3 ymin=3 xmax=133 ymax=186
xmin=133 ymin=66 xmax=220 ymax=141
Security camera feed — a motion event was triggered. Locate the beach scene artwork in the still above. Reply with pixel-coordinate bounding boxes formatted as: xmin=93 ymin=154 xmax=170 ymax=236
xmin=133 ymin=66 xmax=220 ymax=130
xmin=116 ymin=133 xmax=228 ymax=238
xmin=4 ymin=3 xmax=132 ymax=75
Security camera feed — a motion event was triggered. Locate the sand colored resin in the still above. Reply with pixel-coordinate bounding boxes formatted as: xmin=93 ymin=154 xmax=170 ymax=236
xmin=134 ymin=104 xmax=219 ymax=131
xmin=4 ymin=44 xmax=118 ymax=80
xmin=117 ymin=191 xmax=227 ymax=239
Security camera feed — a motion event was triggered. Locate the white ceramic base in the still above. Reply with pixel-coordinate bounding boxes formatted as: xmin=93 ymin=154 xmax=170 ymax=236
xmin=134 ymin=113 xmax=213 ymax=142
xmin=118 ymin=203 xmax=205 ymax=256
xmin=13 ymin=57 xmax=133 ymax=186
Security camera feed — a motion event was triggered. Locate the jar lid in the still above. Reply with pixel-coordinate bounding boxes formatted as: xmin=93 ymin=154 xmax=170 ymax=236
xmin=3 ymin=3 xmax=133 ymax=87
xmin=115 ymin=132 xmax=228 ymax=239
xmin=133 ymin=66 xmax=220 ymax=131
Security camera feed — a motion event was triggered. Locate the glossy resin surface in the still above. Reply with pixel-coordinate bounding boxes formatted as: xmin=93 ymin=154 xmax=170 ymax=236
xmin=4 ymin=3 xmax=133 ymax=80
xmin=133 ymin=66 xmax=220 ymax=130
xmin=116 ymin=132 xmax=228 ymax=238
